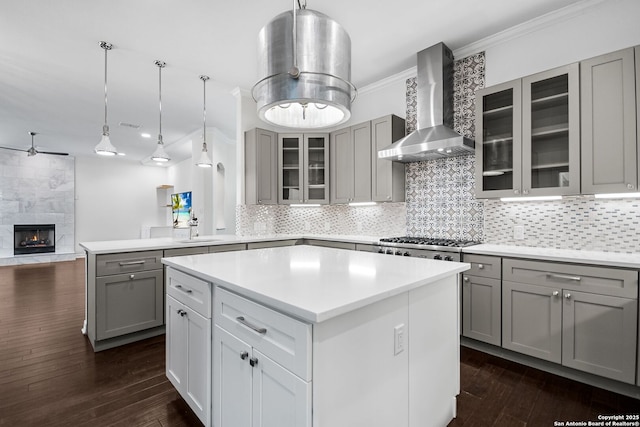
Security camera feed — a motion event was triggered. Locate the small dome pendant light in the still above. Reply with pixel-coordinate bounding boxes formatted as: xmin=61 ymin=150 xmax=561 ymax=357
xmin=95 ymin=41 xmax=118 ymax=155
xmin=151 ymin=60 xmax=171 ymax=162
xmin=252 ymin=0 xmax=357 ymax=129
xmin=195 ymin=75 xmax=213 ymax=168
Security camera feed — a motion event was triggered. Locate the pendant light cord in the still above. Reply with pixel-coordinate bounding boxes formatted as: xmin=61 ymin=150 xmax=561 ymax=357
xmin=200 ymin=75 xmax=209 ymax=148
xmin=99 ymin=41 xmax=113 ymax=134
xmin=155 ymin=60 xmax=166 ymax=143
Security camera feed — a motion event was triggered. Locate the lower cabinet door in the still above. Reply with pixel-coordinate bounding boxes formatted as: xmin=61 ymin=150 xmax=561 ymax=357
xmin=252 ymin=349 xmax=311 ymax=427
xmin=166 ymin=297 xmax=212 ymax=425
xmin=462 ymin=275 xmax=501 ymax=345
xmin=96 ymin=269 xmax=163 ymax=340
xmin=214 ymin=326 xmax=253 ymax=427
xmin=166 ymin=296 xmax=187 ymax=390
xmin=562 ymin=290 xmax=638 ymax=384
xmin=502 ymin=281 xmax=562 ymax=363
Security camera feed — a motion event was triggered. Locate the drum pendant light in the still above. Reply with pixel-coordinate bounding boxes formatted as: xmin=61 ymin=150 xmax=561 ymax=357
xmin=94 ymin=41 xmax=118 ymax=155
xmin=195 ymin=75 xmax=213 ymax=168
xmin=252 ymin=0 xmax=356 ymax=129
xmin=150 ymin=60 xmax=170 ymax=162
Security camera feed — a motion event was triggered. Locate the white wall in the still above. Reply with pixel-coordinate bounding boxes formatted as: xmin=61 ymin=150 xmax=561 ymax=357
xmin=475 ymin=0 xmax=640 ymax=86
xmin=75 ymin=155 xmax=167 ymax=251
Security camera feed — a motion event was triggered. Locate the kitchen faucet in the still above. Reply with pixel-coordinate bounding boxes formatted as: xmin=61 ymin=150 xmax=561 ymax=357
xmin=188 ymin=215 xmax=199 ymax=240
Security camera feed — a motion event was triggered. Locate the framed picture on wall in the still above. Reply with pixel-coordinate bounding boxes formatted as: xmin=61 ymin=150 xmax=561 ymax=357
xmin=171 ymin=191 xmax=192 ymax=228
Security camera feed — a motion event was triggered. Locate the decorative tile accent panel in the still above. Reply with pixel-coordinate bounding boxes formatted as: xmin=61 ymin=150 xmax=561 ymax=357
xmin=236 ymin=203 xmax=406 ymax=237
xmin=404 ymin=52 xmax=485 ymax=241
xmin=0 ymin=152 xmax=75 ymax=259
xmin=484 ymin=197 xmax=640 ymax=253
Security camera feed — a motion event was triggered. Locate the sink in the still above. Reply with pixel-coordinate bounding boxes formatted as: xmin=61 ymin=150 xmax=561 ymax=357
xmin=177 ymin=237 xmax=221 ymax=244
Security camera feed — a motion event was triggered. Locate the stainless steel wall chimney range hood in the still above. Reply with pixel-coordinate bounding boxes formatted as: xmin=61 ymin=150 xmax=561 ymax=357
xmin=378 ymin=42 xmax=474 ymax=162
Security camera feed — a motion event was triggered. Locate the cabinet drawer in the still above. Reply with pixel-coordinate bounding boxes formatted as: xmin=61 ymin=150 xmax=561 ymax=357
xmin=166 ymin=267 xmax=211 ymax=318
xmin=503 ymin=258 xmax=638 ymax=298
xmin=303 ymin=239 xmax=356 ymax=250
xmin=96 ymin=250 xmax=163 ymax=276
xmin=247 ymin=240 xmax=298 ymax=250
xmin=164 ymin=247 xmax=209 ymax=257
xmin=463 ymin=254 xmax=501 ymax=279
xmin=209 ymin=243 xmax=246 ymax=253
xmin=214 ymin=287 xmax=312 ymax=381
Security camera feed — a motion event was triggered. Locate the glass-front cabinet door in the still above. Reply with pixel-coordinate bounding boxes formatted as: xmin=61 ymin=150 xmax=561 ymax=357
xmin=475 ymin=64 xmax=579 ymax=199
xmin=522 ymin=63 xmax=580 ymax=196
xmin=278 ymin=133 xmax=329 ymax=204
xmin=303 ymin=134 xmax=329 ymax=204
xmin=475 ymin=80 xmax=522 ymax=198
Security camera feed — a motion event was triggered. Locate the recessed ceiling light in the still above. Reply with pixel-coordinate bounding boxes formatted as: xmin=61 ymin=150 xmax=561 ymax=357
xmin=117 ymin=152 xmax=126 ymax=156
xmin=141 ymin=133 xmax=151 ymax=138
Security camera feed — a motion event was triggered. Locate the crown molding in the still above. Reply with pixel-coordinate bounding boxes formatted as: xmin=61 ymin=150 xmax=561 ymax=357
xmin=453 ymin=0 xmax=608 ymax=59
xmin=358 ymin=67 xmax=417 ymax=96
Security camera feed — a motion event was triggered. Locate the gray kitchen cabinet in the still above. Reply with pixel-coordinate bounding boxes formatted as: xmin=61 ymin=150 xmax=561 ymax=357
xmin=581 ymin=47 xmax=637 ymax=194
xmin=164 ymin=246 xmax=209 ymax=257
xmin=209 ymin=243 xmax=247 ymax=253
xmin=502 ymin=258 xmax=638 ymax=384
xmin=279 ymin=133 xmax=329 ymax=205
xmin=330 ymin=121 xmax=372 ymax=204
xmin=461 ymin=254 xmax=502 ymax=346
xmin=371 ymin=115 xmax=406 ymax=202
xmin=88 ymin=250 xmax=165 ymax=348
xmin=302 ymin=239 xmax=356 ymax=250
xmin=245 ymin=128 xmax=278 ymax=205
xmin=246 ymin=239 xmax=298 ymax=250
xmin=476 ymin=64 xmax=580 ymax=198
xmin=95 ymin=266 xmax=164 ymax=341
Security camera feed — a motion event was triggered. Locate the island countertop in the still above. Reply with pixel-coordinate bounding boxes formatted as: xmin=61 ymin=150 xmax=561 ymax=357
xmin=162 ymin=245 xmax=469 ymax=323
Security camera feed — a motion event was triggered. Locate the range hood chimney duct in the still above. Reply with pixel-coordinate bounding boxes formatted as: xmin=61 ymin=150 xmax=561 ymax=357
xmin=378 ymin=42 xmax=474 ymax=162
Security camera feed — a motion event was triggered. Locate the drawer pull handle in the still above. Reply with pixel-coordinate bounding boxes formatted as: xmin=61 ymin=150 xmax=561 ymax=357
xmin=118 ymin=260 xmax=146 ymax=266
xmin=129 ymin=274 xmax=135 ymax=280
xmin=175 ymin=284 xmax=193 ymax=294
xmin=236 ymin=316 xmax=267 ymax=335
xmin=547 ymin=273 xmax=581 ymax=282
xmin=477 ymin=264 xmax=484 ymax=269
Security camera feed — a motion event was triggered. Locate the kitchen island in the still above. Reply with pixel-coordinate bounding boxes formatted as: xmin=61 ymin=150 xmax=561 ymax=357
xmin=162 ymin=245 xmax=469 ymax=427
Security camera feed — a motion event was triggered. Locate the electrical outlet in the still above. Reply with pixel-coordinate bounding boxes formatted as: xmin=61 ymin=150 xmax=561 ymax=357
xmin=514 ymin=225 xmax=525 ymax=240
xmin=394 ymin=324 xmax=405 ymax=355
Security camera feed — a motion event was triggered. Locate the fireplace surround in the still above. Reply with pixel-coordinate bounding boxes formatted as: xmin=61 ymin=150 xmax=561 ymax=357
xmin=14 ymin=224 xmax=55 ymax=255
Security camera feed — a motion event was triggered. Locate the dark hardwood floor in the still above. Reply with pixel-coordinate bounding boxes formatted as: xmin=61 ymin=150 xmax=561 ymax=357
xmin=0 ymin=259 xmax=638 ymax=426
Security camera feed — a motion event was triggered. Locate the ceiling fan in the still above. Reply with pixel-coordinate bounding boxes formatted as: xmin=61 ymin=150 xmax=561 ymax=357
xmin=0 ymin=131 xmax=69 ymax=156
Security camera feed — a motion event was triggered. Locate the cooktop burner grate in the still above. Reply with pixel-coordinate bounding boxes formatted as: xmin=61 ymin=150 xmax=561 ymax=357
xmin=379 ymin=236 xmax=479 ymax=248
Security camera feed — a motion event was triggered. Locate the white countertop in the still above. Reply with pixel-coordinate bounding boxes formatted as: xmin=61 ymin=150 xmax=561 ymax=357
xmin=79 ymin=234 xmax=382 ymax=254
xmin=162 ymin=245 xmax=469 ymax=323
xmin=464 ymin=244 xmax=640 ymax=269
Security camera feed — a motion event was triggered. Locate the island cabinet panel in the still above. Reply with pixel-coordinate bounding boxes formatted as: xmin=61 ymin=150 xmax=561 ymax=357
xmin=95 ymin=269 xmax=164 ymax=340
xmin=165 ymin=267 xmax=212 ymax=426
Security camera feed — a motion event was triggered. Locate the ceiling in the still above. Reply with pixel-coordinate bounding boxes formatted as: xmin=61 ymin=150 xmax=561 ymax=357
xmin=0 ymin=0 xmax=586 ymax=165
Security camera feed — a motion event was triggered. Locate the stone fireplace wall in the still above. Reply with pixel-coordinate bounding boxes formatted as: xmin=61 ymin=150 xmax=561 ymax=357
xmin=0 ymin=152 xmax=74 ymax=259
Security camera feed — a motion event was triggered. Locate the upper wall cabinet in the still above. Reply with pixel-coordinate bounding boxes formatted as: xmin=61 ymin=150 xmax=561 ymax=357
xmin=475 ymin=63 xmax=580 ymax=198
xmin=330 ymin=122 xmax=372 ymax=204
xmin=278 ymin=133 xmax=329 ymax=205
xmin=581 ymin=47 xmax=638 ymax=194
xmin=245 ymin=128 xmax=278 ymax=205
xmin=371 ymin=115 xmax=406 ymax=202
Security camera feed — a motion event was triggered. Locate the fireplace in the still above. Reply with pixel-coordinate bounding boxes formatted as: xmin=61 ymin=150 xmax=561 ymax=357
xmin=14 ymin=224 xmax=55 ymax=255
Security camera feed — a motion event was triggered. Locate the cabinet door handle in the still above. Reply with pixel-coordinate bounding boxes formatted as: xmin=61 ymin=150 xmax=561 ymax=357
xmin=627 ymin=183 xmax=635 ymax=189
xmin=119 ymin=260 xmax=146 ymax=266
xmin=477 ymin=264 xmax=484 ymax=269
xmin=175 ymin=284 xmax=193 ymax=294
xmin=240 ymin=351 xmax=249 ymax=360
xmin=129 ymin=274 xmax=135 ymax=280
xmin=463 ymin=276 xmax=469 ymax=282
xmin=177 ymin=309 xmax=187 ymax=317
xmin=514 ymin=189 xmax=520 ymax=195
xmin=249 ymin=357 xmax=259 ymax=367
xmin=552 ymin=291 xmax=559 ymax=297
xmin=547 ymin=273 xmax=581 ymax=282
xmin=564 ymin=293 xmax=571 ymax=300
xmin=236 ymin=316 xmax=267 ymax=335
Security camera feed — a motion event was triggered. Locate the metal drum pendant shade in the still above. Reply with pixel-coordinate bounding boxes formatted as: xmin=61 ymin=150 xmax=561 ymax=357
xmin=252 ymin=9 xmax=355 ymax=129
